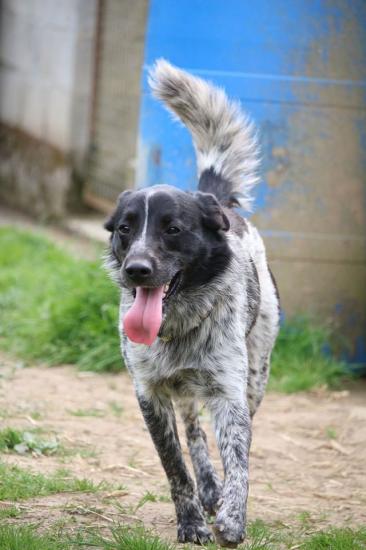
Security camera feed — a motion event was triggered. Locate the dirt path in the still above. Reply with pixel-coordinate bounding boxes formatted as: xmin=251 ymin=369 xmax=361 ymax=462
xmin=0 ymin=353 xmax=365 ymax=539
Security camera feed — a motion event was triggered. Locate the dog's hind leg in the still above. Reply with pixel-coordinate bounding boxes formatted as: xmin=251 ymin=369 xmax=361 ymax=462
xmin=178 ymin=398 xmax=223 ymax=516
xmin=137 ymin=391 xmax=213 ymax=544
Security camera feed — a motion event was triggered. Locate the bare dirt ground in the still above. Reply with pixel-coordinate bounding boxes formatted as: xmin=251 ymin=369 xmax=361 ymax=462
xmin=0 ymin=352 xmax=365 ymax=540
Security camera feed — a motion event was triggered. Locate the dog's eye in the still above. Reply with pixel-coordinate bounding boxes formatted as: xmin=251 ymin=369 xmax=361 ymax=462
xmin=166 ymin=226 xmax=181 ymax=235
xmin=118 ymin=224 xmax=130 ymax=234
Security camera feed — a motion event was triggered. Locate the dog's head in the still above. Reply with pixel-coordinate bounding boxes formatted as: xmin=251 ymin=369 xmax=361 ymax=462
xmin=104 ymin=185 xmax=231 ymax=345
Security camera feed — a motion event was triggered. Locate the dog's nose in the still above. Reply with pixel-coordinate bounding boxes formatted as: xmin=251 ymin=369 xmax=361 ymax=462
xmin=125 ymin=259 xmax=153 ymax=279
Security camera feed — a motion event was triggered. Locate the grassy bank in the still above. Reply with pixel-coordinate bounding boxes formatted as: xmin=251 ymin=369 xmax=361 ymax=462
xmin=0 ymin=227 xmax=349 ymax=391
xmin=0 ymin=227 xmax=121 ymax=372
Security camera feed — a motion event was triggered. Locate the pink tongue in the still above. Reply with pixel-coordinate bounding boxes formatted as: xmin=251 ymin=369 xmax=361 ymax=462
xmin=123 ymin=286 xmax=165 ymax=345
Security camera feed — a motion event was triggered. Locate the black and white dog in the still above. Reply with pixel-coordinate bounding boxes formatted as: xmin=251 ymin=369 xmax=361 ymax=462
xmin=105 ymin=60 xmax=280 ymax=547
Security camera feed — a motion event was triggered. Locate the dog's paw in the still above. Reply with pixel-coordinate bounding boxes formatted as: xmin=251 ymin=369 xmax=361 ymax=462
xmin=213 ymin=509 xmax=245 ymax=548
xmin=177 ymin=521 xmax=214 ymax=544
xmin=199 ymin=478 xmax=223 ymax=516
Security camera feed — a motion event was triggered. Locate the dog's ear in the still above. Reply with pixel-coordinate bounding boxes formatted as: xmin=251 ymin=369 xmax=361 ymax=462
xmin=196 ymin=192 xmax=230 ymax=232
xmin=104 ymin=215 xmax=115 ymax=232
xmin=103 ymin=190 xmax=132 ymax=232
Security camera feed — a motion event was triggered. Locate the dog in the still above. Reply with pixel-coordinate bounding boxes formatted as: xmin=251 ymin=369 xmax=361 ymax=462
xmin=104 ymin=60 xmax=280 ymax=547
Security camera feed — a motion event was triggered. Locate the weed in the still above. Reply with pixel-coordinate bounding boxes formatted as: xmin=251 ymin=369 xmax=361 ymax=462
xmin=111 ymin=501 xmax=135 ymax=516
xmin=135 ymin=491 xmax=159 ymax=511
xmin=109 ymin=401 xmax=124 ymax=417
xmin=297 ymin=510 xmax=314 ymax=530
xmin=0 ymin=428 xmax=22 ymax=451
xmin=128 ymin=455 xmax=138 ymax=469
xmin=29 ymin=411 xmax=43 ymax=421
xmin=78 ymin=448 xmax=99 ymax=460
xmin=68 ymin=408 xmax=106 ymax=418
xmin=325 ymin=426 xmax=337 ymax=440
xmin=158 ymin=494 xmax=171 ymax=503
xmin=0 ymin=427 xmax=61 ymax=456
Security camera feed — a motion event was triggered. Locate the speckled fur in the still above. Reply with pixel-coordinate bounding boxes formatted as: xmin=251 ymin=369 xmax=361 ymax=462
xmin=149 ymin=59 xmax=260 ymax=211
xmin=105 ymin=61 xmax=280 ymax=546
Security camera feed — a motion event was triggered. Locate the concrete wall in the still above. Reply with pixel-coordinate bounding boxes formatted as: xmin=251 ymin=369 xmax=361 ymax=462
xmin=85 ymin=0 xmax=149 ymax=211
xmin=0 ymin=0 xmax=96 ymax=152
xmin=0 ymin=0 xmax=97 ymax=218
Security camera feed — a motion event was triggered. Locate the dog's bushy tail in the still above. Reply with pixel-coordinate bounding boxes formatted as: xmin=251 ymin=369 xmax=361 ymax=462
xmin=148 ymin=59 xmax=259 ymax=210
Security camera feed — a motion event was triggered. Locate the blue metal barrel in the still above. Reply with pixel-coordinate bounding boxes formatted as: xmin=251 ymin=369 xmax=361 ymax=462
xmin=136 ymin=0 xmax=366 ymax=366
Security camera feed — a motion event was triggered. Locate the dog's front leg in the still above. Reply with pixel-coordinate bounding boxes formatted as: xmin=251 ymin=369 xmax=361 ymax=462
xmin=137 ymin=392 xmax=213 ymax=544
xmin=208 ymin=394 xmax=252 ymax=547
xmin=178 ymin=398 xmax=223 ymax=515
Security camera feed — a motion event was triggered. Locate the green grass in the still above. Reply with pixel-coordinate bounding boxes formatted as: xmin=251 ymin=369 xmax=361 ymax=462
xmin=244 ymin=519 xmax=283 ymax=549
xmin=93 ymin=525 xmax=175 ymax=550
xmin=301 ymin=527 xmax=366 ymax=549
xmin=0 ymin=522 xmax=366 ymax=550
xmin=0 ymin=506 xmax=21 ymax=520
xmin=0 ymin=525 xmax=66 ymax=550
xmin=325 ymin=426 xmax=337 ymax=440
xmin=68 ymin=407 xmax=106 ymax=417
xmin=0 ymin=525 xmax=175 ymax=550
xmin=135 ymin=491 xmax=171 ymax=511
xmin=0 ymin=462 xmax=108 ymax=501
xmin=243 ymin=520 xmax=366 ymax=550
xmin=0 ymin=227 xmax=350 ymax=389
xmin=0 ymin=227 xmax=121 ymax=372
xmin=269 ymin=317 xmax=348 ymax=392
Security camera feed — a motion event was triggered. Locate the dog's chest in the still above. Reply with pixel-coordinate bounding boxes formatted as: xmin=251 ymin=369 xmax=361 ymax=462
xmin=120 ymin=246 xmax=252 ymax=391
xmin=122 ymin=299 xmax=248 ymax=396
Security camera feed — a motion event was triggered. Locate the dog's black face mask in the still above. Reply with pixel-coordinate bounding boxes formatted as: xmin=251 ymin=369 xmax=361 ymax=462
xmin=105 ymin=185 xmax=231 ymax=345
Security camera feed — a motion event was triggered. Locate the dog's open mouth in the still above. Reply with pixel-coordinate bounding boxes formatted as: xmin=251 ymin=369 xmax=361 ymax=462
xmin=163 ymin=271 xmax=182 ymax=301
xmin=124 ymin=272 xmax=182 ymax=346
